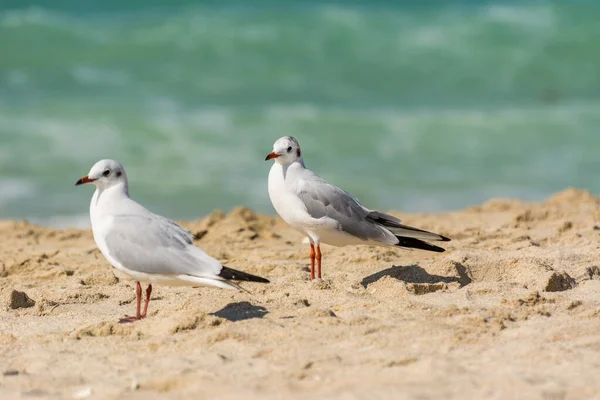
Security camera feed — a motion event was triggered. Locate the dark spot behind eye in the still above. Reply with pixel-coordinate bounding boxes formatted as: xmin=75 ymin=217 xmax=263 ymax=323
xmin=287 ymin=146 xmax=292 ymax=153
xmin=116 ymin=171 xmax=122 ymax=177
xmin=102 ymin=169 xmax=110 ymax=177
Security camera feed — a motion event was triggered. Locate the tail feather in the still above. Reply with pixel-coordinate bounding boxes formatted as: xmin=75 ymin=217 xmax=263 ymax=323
xmin=177 ymin=274 xmax=243 ymax=290
xmin=395 ymin=236 xmax=446 ymax=253
xmin=390 ymin=225 xmax=451 ymax=242
xmin=218 ymin=266 xmax=270 ymax=283
xmin=369 ymin=211 xmax=450 ymax=242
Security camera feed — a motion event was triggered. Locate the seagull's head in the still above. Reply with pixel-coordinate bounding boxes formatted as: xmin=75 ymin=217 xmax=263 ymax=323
xmin=75 ymin=159 xmax=128 ymax=190
xmin=265 ymin=136 xmax=302 ymax=165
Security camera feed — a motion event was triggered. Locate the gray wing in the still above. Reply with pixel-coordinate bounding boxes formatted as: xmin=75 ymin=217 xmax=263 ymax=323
xmin=295 ymin=176 xmax=398 ymax=244
xmin=103 ymin=214 xmax=222 ymax=276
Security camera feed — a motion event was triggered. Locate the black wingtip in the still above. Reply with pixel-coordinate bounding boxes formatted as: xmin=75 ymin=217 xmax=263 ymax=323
xmin=369 ymin=214 xmax=451 ymax=243
xmin=219 ymin=266 xmax=270 ymax=283
xmin=396 ymin=236 xmax=446 ymax=253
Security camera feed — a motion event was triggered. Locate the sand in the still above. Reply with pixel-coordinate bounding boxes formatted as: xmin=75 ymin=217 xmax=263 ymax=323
xmin=1 ymin=188 xmax=600 ymax=400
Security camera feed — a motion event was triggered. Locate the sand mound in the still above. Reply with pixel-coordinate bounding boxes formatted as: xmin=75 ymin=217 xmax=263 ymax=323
xmin=1 ymin=189 xmax=600 ymax=399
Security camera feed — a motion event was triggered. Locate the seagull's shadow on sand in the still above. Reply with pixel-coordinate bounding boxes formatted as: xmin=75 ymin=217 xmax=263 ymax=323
xmin=210 ymin=301 xmax=268 ymax=322
xmin=361 ymin=264 xmax=472 ymax=289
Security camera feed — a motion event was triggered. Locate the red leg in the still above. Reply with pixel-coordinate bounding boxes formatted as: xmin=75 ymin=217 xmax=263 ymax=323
xmin=135 ymin=281 xmax=142 ymax=319
xmin=309 ymin=243 xmax=315 ymax=280
xmin=141 ymin=284 xmax=152 ymax=319
xmin=316 ymin=245 xmax=322 ymax=279
xmin=120 ymin=281 xmax=142 ymax=324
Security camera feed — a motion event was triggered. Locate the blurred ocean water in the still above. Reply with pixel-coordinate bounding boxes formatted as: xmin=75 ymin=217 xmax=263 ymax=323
xmin=0 ymin=0 xmax=599 ymax=227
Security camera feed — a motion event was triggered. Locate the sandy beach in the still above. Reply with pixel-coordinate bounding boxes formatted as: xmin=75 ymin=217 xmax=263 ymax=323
xmin=1 ymin=188 xmax=600 ymax=399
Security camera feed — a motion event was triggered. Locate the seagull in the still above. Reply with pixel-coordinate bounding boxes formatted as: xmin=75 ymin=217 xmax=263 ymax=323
xmin=265 ymin=137 xmax=450 ymax=280
xmin=76 ymin=159 xmax=269 ymax=322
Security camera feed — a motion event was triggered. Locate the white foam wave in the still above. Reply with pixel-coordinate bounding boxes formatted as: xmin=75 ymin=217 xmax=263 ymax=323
xmin=486 ymin=5 xmax=556 ymax=29
xmin=72 ymin=67 xmax=130 ymax=87
xmin=0 ymin=114 xmax=122 ymax=164
xmin=0 ymin=178 xmax=36 ymax=207
xmin=0 ymin=7 xmax=116 ymax=44
xmin=32 ymin=214 xmax=90 ymax=229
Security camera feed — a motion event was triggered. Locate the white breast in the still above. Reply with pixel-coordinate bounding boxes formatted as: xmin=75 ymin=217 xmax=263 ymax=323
xmin=90 ymin=191 xmax=126 ymax=273
xmin=89 ymin=188 xmax=153 ymax=282
xmin=268 ymin=163 xmax=289 ymax=216
xmin=268 ymin=163 xmax=317 ymax=233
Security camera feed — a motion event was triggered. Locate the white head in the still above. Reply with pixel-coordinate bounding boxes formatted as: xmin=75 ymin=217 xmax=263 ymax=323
xmin=75 ymin=159 xmax=128 ymax=192
xmin=265 ymin=136 xmax=303 ymax=165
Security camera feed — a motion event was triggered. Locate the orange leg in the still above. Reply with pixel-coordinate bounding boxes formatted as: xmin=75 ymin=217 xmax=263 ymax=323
xmin=316 ymin=245 xmax=322 ymax=279
xmin=120 ymin=281 xmax=142 ymax=324
xmin=141 ymin=284 xmax=152 ymax=319
xmin=135 ymin=281 xmax=142 ymax=319
xmin=309 ymin=243 xmax=316 ymax=280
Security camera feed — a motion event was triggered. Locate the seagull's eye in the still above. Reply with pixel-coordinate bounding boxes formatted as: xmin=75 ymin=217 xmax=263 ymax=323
xmin=116 ymin=171 xmax=122 ymax=177
xmin=287 ymin=146 xmax=292 ymax=153
xmin=102 ymin=169 xmax=110 ymax=177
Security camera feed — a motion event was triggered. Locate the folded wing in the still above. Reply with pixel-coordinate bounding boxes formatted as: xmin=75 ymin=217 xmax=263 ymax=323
xmin=104 ymin=214 xmax=223 ymax=277
xmin=294 ymin=173 xmax=450 ymax=250
xmin=295 ymin=176 xmax=398 ymax=245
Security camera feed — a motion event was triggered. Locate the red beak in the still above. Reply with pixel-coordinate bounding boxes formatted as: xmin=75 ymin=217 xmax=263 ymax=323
xmin=75 ymin=176 xmax=96 ymax=186
xmin=265 ymin=152 xmax=279 ymax=161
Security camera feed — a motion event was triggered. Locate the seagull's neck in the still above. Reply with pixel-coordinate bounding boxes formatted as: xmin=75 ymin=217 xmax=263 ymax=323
xmin=91 ymin=182 xmax=130 ymax=217
xmin=280 ymin=158 xmax=306 ymax=178
xmin=98 ymin=181 xmax=129 ymax=199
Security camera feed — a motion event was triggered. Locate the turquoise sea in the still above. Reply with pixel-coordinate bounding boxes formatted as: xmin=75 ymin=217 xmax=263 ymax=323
xmin=1 ymin=0 xmax=599 ymax=227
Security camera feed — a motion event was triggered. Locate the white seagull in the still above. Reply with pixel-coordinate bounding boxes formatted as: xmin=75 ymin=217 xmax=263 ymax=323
xmin=76 ymin=159 xmax=269 ymax=322
xmin=265 ymin=136 xmax=450 ymax=280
